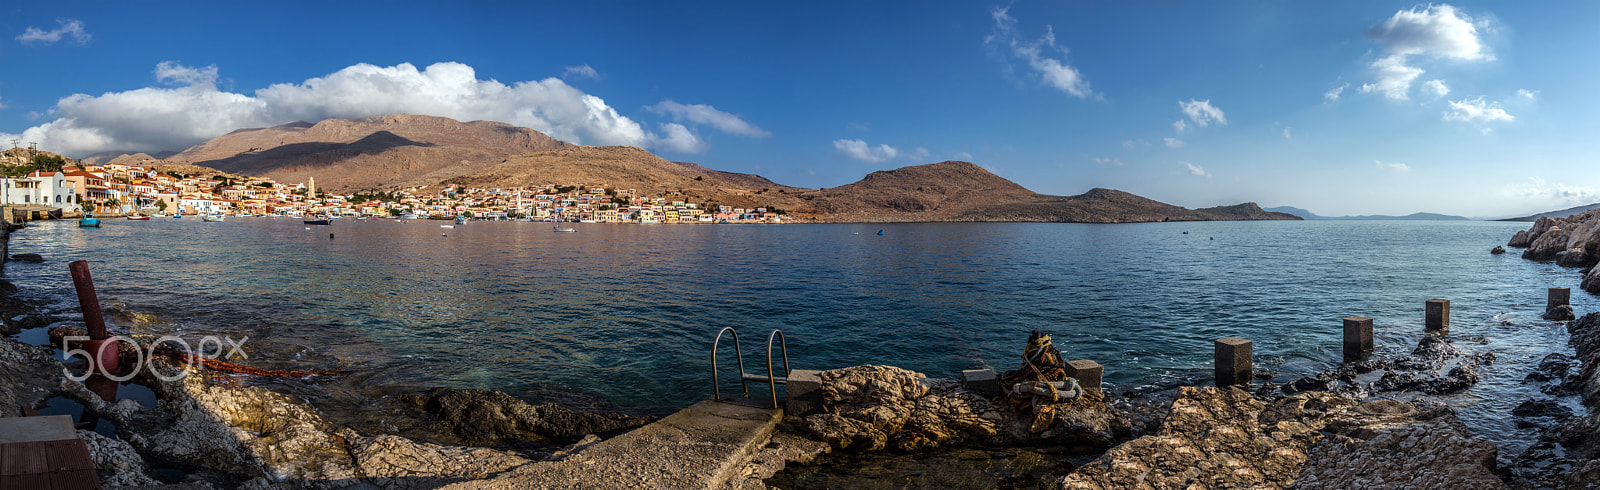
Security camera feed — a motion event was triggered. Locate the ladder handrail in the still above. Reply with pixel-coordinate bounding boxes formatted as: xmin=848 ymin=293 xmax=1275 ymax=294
xmin=711 ymin=327 xmax=748 ymax=401
xmin=763 ymin=329 xmax=790 ymax=410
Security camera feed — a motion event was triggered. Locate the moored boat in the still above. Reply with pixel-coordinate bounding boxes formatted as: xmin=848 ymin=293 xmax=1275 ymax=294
xmin=304 ymin=219 xmax=332 ymax=225
xmin=202 ymin=214 xmax=224 ymax=222
xmin=553 ymin=227 xmax=577 ymax=233
xmin=126 ymin=215 xmax=151 ymax=221
xmin=79 ymin=213 xmax=101 ymax=228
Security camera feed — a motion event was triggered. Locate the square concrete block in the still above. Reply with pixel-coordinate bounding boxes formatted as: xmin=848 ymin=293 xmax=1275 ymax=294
xmin=784 ymin=369 xmax=823 ymax=417
xmin=1343 ymin=316 xmax=1373 ymax=362
xmin=1550 ymin=287 xmax=1571 ymax=311
xmin=1215 ymin=337 xmax=1253 ymax=387
xmin=1064 ymin=360 xmax=1103 ymax=394
xmin=1426 ymin=299 xmax=1450 ymax=332
xmin=960 ymin=369 xmax=1003 ymax=397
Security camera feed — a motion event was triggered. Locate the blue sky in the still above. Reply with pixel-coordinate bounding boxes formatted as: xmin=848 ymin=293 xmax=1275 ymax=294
xmin=2 ymin=1 xmax=1596 ymax=217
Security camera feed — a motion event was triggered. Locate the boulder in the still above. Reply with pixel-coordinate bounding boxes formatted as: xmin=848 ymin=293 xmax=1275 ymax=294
xmin=10 ymin=253 xmax=43 ymax=263
xmin=1523 ymin=226 xmax=1570 ymax=261
xmin=1543 ymin=304 xmax=1575 ymax=321
xmin=1508 ymin=217 xmax=1557 ymax=248
xmin=78 ymin=429 xmax=158 ymax=487
xmin=1490 ymin=246 xmax=1505 ymax=255
xmin=798 ymin=365 xmax=1046 ymax=452
xmin=1060 ymin=388 xmax=1503 ymax=489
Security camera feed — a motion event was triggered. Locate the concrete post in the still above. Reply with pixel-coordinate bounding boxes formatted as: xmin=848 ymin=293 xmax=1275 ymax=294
xmin=959 ymin=369 xmax=1003 ymax=397
xmin=1343 ymin=316 xmax=1373 ymax=362
xmin=1215 ymin=337 xmax=1253 ymax=387
xmin=1064 ymin=360 xmax=1103 ymax=394
xmin=1549 ymin=287 xmax=1571 ymax=312
xmin=784 ymin=369 xmax=823 ymax=417
xmin=1425 ymin=299 xmax=1450 ymax=332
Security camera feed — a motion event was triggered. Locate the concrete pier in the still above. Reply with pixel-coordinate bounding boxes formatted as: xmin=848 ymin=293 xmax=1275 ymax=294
xmin=785 ymin=369 xmax=824 ymax=416
xmin=1064 ymin=360 xmax=1103 ymax=394
xmin=1425 ymin=299 xmax=1450 ymax=332
xmin=449 ymin=400 xmax=783 ymax=489
xmin=1214 ymin=337 xmax=1252 ymax=387
xmin=960 ymin=369 xmax=1003 ymax=397
xmin=1549 ymin=287 xmax=1571 ymax=312
xmin=1343 ymin=316 xmax=1373 ymax=361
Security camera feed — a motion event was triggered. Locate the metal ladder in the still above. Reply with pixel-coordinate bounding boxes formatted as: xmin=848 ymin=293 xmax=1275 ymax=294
xmin=711 ymin=327 xmax=790 ymax=409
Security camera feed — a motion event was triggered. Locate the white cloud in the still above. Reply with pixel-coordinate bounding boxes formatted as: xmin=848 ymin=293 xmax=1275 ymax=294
xmin=833 ymin=139 xmax=899 ymax=163
xmin=1324 ymin=82 xmax=1350 ymax=101
xmin=1181 ymin=161 xmax=1211 ymax=178
xmin=649 ymin=123 xmax=706 ymax=153
xmin=156 ymin=61 xmax=220 ymax=88
xmin=1178 ymin=99 xmax=1227 ymax=127
xmin=1424 ymin=79 xmax=1450 ymax=97
xmin=1517 ymin=89 xmax=1538 ymax=100
xmin=1283 ymin=127 xmax=1292 ymax=140
xmin=1443 ymin=97 xmax=1513 ymax=123
xmin=562 ymin=64 xmax=600 ymax=80
xmin=1360 ymin=5 xmax=1489 ymax=101
xmin=1093 ymin=157 xmax=1124 ymax=166
xmin=646 ymin=100 xmax=771 ymax=138
xmin=1122 ymin=139 xmax=1149 ymax=148
xmin=1366 ymin=5 xmax=1489 ymax=61
xmin=1505 ymin=177 xmax=1598 ymax=206
xmin=1172 ymin=120 xmax=1188 ymax=133
xmin=909 ymin=147 xmax=931 ymax=161
xmin=1360 ymin=55 xmax=1425 ymax=100
xmin=16 ymin=19 xmax=89 ymax=45
xmin=1163 ymin=137 xmax=1186 ymax=148
xmin=0 ymin=61 xmax=729 ymax=157
xmin=952 ymin=151 xmax=974 ymax=161
xmin=985 ymin=6 xmax=1097 ymax=99
xmin=1375 ymin=160 xmax=1410 ymax=173
xmin=1482 ymin=127 xmax=1494 ymax=135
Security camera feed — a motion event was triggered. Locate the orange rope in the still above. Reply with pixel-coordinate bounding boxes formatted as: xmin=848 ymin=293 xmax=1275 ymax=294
xmin=151 ymin=345 xmax=342 ymax=377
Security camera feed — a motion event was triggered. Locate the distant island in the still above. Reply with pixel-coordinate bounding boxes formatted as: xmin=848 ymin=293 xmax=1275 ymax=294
xmin=1495 ymin=202 xmax=1600 ymax=222
xmin=75 ymin=114 xmax=1299 ymax=224
xmin=1263 ymin=206 xmax=1469 ymax=221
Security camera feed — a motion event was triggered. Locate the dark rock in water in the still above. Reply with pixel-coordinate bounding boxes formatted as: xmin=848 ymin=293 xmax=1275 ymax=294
xmin=1523 ymin=353 xmax=1575 ymax=384
xmin=1512 ymin=398 xmax=1574 ymax=420
xmin=1543 ymin=304 xmax=1576 ymax=321
xmin=1373 ymin=335 xmax=1493 ymax=395
xmin=10 ymin=253 xmax=42 ymax=263
xmin=1491 ymin=245 xmax=1505 ymax=255
xmin=1394 ymin=334 xmax=1463 ymax=371
xmin=402 ymin=387 xmax=655 ymax=447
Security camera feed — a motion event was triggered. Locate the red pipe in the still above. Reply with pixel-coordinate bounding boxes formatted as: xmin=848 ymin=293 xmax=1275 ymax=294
xmin=68 ymin=260 xmax=109 ymax=340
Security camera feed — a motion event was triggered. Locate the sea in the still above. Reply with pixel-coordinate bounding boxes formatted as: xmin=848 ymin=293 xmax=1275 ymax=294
xmin=2 ymin=217 xmax=1586 ymax=457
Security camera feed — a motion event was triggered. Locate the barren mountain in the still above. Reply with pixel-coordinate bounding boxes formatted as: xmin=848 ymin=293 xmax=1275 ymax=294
xmin=167 ymin=114 xmax=574 ymax=192
xmin=162 ymin=114 xmax=1295 ymax=223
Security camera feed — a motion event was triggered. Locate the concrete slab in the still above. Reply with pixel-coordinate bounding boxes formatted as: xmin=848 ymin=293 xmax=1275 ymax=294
xmin=447 ymin=399 xmax=782 ymax=489
xmin=0 ymin=415 xmax=76 ymax=444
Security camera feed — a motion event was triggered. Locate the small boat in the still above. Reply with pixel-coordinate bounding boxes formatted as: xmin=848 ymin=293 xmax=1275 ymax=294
xmin=440 ymin=224 xmax=455 ymax=229
xmin=172 ymin=214 xmax=182 ymax=219
xmin=303 ymin=218 xmax=332 ymax=225
xmin=553 ymin=227 xmax=577 ymax=233
xmin=202 ymin=214 xmax=224 ymax=222
xmin=78 ymin=213 xmax=101 ymax=228
xmin=126 ymin=215 xmax=151 ymax=221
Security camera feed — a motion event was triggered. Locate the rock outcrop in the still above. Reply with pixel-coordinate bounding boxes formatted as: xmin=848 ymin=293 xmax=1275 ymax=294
xmin=1060 ymin=387 xmax=1503 ymax=489
xmin=401 ymin=388 xmax=655 ymax=448
xmin=1509 ymin=209 xmax=1600 ymax=291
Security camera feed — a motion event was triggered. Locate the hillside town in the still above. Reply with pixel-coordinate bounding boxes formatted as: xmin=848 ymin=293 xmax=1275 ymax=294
xmin=0 ymin=149 xmax=784 ymax=223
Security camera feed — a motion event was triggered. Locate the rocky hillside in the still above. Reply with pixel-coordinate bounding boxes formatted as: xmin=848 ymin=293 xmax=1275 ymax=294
xmin=155 ymin=114 xmax=1296 ymax=223
xmin=798 ymin=162 xmax=1297 ymax=223
xmin=166 ymin=114 xmax=576 ymax=192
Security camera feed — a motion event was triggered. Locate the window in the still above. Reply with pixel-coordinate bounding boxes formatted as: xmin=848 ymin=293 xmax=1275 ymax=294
xmin=23 ymin=195 xmax=28 ymax=203
xmin=55 ymin=195 xmax=61 ymax=203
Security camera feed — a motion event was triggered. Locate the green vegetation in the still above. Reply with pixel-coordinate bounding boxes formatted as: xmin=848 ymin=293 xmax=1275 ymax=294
xmin=156 ymin=200 xmax=168 ymax=212
xmin=32 ymin=154 xmax=66 ymax=173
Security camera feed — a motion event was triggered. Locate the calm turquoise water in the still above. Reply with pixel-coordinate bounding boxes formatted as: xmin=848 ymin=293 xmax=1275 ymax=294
xmin=2 ymin=218 xmax=1585 ymax=452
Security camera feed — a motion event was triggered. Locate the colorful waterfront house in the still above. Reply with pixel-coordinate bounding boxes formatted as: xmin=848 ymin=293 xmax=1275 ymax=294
xmin=63 ymin=170 xmax=112 ymax=205
xmin=0 ymin=171 xmax=75 ymax=208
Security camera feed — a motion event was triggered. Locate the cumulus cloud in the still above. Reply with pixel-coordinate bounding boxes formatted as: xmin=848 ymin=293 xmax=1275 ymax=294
xmin=1444 ymin=97 xmax=1513 ymax=123
xmin=1093 ymin=157 xmax=1124 ymax=166
xmin=1123 ymin=139 xmax=1149 ymax=148
xmin=1163 ymin=137 xmax=1186 ymax=148
xmin=1181 ymin=161 xmax=1211 ymax=178
xmin=0 ymin=61 xmax=737 ymax=157
xmin=16 ymin=19 xmax=89 ymax=45
xmin=985 ymin=6 xmax=1097 ymax=99
xmin=1517 ymin=89 xmax=1538 ymax=100
xmin=909 ymin=147 xmax=931 ymax=161
xmin=833 ymin=139 xmax=900 ymax=163
xmin=1505 ymin=177 xmax=1597 ymax=207
xmin=1178 ymin=99 xmax=1226 ymax=127
xmin=646 ymin=100 xmax=771 ymax=138
xmin=1360 ymin=4 xmax=1489 ymax=101
xmin=1424 ymin=79 xmax=1450 ymax=97
xmin=1172 ymin=120 xmax=1188 ymax=133
xmin=1360 ymin=55 xmax=1425 ymax=100
xmin=1375 ymin=160 xmax=1410 ymax=173
xmin=563 ymin=64 xmax=599 ymax=80
xmin=1324 ymin=82 xmax=1350 ymax=101
xmin=1283 ymin=127 xmax=1292 ymax=140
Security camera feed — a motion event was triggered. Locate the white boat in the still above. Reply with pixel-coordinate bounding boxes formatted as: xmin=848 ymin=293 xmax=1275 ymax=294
xmin=202 ymin=214 xmax=224 ymax=222
xmin=553 ymin=227 xmax=577 ymax=233
xmin=440 ymin=224 xmax=455 ymax=229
